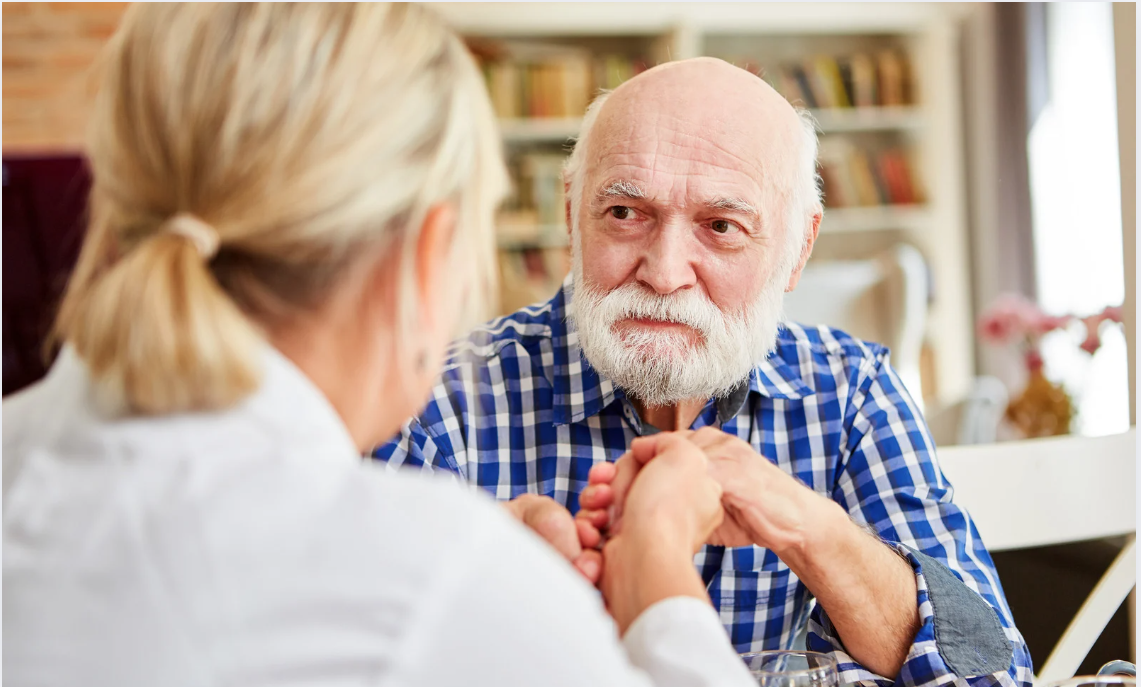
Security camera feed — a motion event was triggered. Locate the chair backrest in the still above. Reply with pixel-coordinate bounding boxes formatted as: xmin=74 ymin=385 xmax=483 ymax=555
xmin=925 ymin=376 xmax=1010 ymax=447
xmin=937 ymin=429 xmax=1135 ymax=552
xmin=783 ymin=242 xmax=928 ymax=404
xmin=938 ymin=429 xmax=1137 ymax=682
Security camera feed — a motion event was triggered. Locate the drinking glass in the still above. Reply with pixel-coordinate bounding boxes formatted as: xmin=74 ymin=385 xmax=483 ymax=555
xmin=740 ymin=650 xmax=840 ymax=687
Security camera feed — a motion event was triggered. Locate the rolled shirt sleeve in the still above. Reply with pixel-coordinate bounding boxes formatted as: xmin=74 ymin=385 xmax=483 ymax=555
xmin=810 ymin=349 xmax=1034 ymax=687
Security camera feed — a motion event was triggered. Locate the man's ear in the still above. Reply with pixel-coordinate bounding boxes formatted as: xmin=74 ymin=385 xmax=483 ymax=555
xmin=785 ymin=208 xmax=822 ymax=292
xmin=564 ymin=180 xmax=573 ymax=238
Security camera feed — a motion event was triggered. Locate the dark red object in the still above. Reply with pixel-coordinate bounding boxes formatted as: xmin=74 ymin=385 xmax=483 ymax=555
xmin=3 ymin=155 xmax=92 ymax=396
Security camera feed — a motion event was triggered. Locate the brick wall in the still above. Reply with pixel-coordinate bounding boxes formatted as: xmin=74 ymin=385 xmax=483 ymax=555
xmin=3 ymin=2 xmax=127 ymax=152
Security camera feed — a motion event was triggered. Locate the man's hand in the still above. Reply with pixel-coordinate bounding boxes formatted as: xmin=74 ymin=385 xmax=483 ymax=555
xmin=578 ymin=428 xmax=837 ymax=556
xmin=583 ymin=428 xmax=920 ymax=676
xmin=687 ymin=426 xmax=841 ymax=556
xmin=503 ymin=494 xmax=603 ymax=584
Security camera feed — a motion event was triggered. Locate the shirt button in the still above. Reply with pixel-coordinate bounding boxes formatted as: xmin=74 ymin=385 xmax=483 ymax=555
xmin=622 ymin=405 xmax=640 ymax=431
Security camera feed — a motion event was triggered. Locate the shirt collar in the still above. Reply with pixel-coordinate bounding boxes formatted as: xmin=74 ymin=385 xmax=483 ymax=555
xmin=551 ymin=277 xmax=815 ymax=427
xmin=50 ymin=343 xmax=361 ymax=465
xmin=247 ymin=345 xmax=363 ymax=463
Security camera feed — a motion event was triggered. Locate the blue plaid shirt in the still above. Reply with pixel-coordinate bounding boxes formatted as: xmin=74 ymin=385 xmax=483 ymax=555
xmin=375 ymin=277 xmax=1033 ymax=687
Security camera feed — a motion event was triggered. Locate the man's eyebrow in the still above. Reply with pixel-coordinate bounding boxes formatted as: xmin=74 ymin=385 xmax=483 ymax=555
xmin=706 ymin=196 xmax=760 ymax=218
xmin=592 ymin=180 xmax=646 ymax=204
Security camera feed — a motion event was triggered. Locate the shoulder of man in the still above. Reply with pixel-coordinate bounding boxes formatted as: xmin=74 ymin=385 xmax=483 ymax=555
xmin=443 ymin=299 xmax=558 ymax=373
xmin=415 ymin=297 xmax=564 ymax=438
xmin=772 ymin=321 xmax=893 ymax=386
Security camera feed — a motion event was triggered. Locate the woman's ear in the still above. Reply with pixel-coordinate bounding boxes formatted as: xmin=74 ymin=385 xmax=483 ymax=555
xmin=414 ymin=203 xmax=458 ymax=340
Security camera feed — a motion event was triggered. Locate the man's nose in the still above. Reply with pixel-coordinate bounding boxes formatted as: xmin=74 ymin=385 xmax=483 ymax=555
xmin=634 ymin=225 xmax=698 ymax=295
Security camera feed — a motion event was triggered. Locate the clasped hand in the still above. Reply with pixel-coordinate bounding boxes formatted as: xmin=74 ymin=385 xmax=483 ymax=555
xmin=506 ymin=427 xmax=837 ymax=587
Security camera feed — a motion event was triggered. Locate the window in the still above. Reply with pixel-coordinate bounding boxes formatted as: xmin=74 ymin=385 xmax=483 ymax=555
xmin=1027 ymin=2 xmax=1128 ymax=436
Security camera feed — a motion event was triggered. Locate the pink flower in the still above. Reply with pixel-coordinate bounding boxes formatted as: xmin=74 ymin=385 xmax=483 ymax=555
xmin=1080 ymin=315 xmax=1103 ymax=354
xmin=978 ymin=312 xmax=1017 ymax=344
xmin=978 ymin=294 xmax=1042 ymax=344
xmin=1032 ymin=313 xmax=1072 ymax=335
xmin=1101 ymin=305 xmax=1124 ymax=323
xmin=1025 ymin=349 xmax=1044 ymax=371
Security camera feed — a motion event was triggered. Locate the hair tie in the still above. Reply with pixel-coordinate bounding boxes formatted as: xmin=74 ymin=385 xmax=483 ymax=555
xmin=165 ymin=213 xmax=220 ymax=259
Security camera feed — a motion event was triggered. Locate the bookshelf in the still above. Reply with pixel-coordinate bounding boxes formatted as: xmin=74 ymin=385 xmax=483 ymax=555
xmin=437 ymin=3 xmax=974 ymax=407
xmin=498 ymin=117 xmax=583 ymax=144
xmin=824 ymin=205 xmax=930 ymax=234
xmin=497 ymin=106 xmax=924 ymax=144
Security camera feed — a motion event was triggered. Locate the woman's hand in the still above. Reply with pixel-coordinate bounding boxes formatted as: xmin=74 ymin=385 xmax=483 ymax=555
xmin=504 ymin=494 xmax=604 ymax=584
xmin=579 ymin=427 xmax=836 ymax=554
xmin=593 ymin=433 xmax=725 ymax=634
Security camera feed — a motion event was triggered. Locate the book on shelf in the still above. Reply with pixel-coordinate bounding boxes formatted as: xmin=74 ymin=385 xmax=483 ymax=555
xmin=497 ymin=209 xmax=542 ymax=244
xmin=499 ymin=150 xmax=570 ymax=247
xmin=847 ymin=53 xmax=879 ymax=108
xmin=520 ymin=154 xmax=566 ymax=227
xmin=497 ymin=151 xmax=567 ymax=247
xmin=471 ymin=39 xmax=646 ymax=120
xmin=875 ymin=51 xmax=909 ymax=107
xmin=497 ymin=247 xmax=570 ymax=315
xmin=750 ymin=51 xmax=913 ymax=111
xmin=817 ymin=138 xmax=923 ymax=208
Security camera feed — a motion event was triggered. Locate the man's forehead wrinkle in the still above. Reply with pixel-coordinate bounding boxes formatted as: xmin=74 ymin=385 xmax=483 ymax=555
xmin=592 ymin=144 xmax=770 ymax=207
xmin=586 ymin=96 xmax=798 ymax=224
xmin=629 ymin=112 xmax=768 ymax=180
xmin=595 ymin=137 xmax=767 ymax=190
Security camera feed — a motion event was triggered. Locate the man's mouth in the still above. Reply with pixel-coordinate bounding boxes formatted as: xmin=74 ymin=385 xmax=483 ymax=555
xmin=613 ymin=318 xmax=704 ymax=345
xmin=620 ymin=316 xmax=693 ymax=330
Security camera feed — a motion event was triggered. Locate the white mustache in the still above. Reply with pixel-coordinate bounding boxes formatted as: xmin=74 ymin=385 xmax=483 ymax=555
xmin=593 ymin=283 xmax=730 ymax=338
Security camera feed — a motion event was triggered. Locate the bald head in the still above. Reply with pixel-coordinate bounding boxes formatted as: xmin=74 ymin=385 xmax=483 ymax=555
xmin=565 ymin=57 xmax=820 ymax=256
xmin=593 ymin=58 xmax=804 ymax=178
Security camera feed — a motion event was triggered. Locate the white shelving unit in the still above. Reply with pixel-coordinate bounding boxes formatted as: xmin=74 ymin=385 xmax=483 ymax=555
xmin=810 ymin=106 xmax=926 ymax=133
xmin=498 ymin=117 xmax=582 ymax=144
xmin=499 ymin=106 xmax=926 ymax=144
xmin=438 ymin=2 xmax=975 ymax=406
xmin=823 ymin=204 xmax=931 ymax=234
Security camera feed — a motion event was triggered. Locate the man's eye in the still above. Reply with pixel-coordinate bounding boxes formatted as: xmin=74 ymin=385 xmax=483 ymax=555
xmin=711 ymin=219 xmax=740 ymax=235
xmin=610 ymin=206 xmax=633 ymax=220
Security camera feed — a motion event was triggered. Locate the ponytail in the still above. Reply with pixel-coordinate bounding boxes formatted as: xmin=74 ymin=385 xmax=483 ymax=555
xmin=55 ymin=215 xmax=262 ymax=415
xmin=53 ymin=3 xmax=508 ymax=417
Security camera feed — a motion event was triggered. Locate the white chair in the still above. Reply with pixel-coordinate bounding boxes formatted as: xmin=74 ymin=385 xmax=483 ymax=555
xmin=783 ymin=243 xmax=929 ymax=406
xmin=937 ymin=429 xmax=1137 ymax=682
xmin=926 ymin=376 xmax=1010 ymax=446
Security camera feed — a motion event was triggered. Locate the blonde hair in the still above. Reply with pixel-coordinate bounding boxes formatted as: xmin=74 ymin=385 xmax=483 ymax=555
xmin=55 ymin=3 xmax=507 ymax=415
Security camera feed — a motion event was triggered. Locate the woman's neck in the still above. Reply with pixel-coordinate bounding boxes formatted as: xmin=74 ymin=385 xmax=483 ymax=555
xmin=268 ymin=315 xmax=405 ymax=453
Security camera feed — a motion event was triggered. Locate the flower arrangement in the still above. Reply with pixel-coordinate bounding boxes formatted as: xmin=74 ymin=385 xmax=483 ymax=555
xmin=977 ymin=294 xmax=1124 ymax=437
xmin=978 ymin=294 xmax=1123 ymax=367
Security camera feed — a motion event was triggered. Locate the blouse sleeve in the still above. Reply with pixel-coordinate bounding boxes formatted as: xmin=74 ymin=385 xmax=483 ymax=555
xmin=393 ymin=497 xmax=755 ymax=687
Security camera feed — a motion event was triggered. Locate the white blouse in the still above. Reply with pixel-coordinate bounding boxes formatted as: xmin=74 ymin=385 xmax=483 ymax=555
xmin=3 ymin=346 xmax=754 ymax=687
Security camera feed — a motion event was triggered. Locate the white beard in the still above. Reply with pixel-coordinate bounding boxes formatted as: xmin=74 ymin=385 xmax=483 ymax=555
xmin=569 ymin=236 xmax=792 ymax=408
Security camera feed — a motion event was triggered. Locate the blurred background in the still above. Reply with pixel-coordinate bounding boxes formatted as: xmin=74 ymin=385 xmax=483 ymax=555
xmin=2 ymin=1 xmax=1136 ymax=671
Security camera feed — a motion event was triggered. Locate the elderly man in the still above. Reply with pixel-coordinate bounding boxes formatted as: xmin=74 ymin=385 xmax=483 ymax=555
xmin=376 ymin=58 xmax=1032 ymax=686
